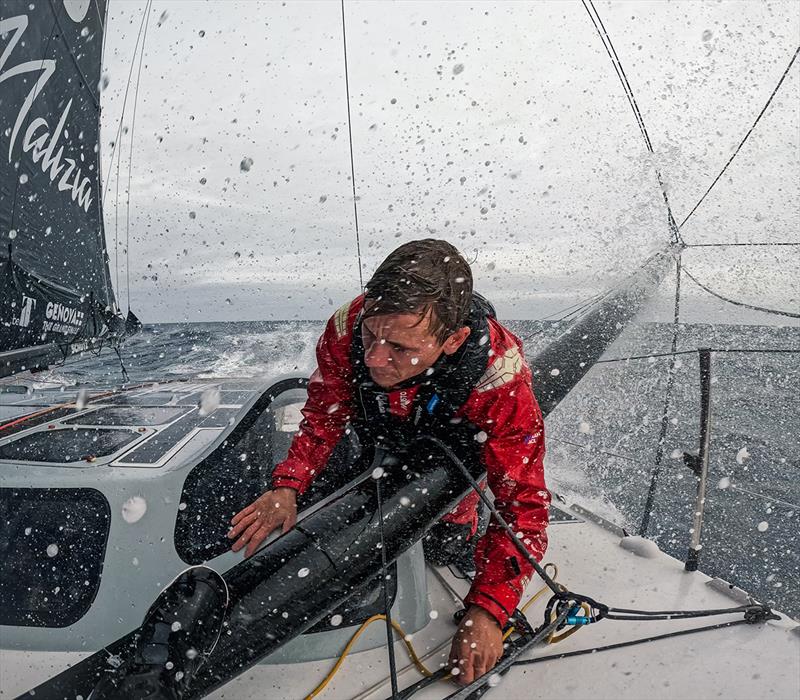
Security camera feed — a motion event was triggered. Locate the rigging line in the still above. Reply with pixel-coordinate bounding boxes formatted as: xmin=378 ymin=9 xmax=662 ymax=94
xmin=581 ymin=0 xmax=648 ymax=146
xmin=589 ymin=0 xmax=682 ymax=244
xmin=102 ymin=1 xmax=151 ymax=204
xmin=521 ymin=292 xmax=609 ymax=344
xmin=536 ymin=292 xmax=605 ymax=323
xmin=512 ymin=620 xmax=749 ymax=668
xmin=533 ymin=247 xmax=668 ymax=337
xmin=682 ymin=266 xmax=800 ymax=319
xmin=49 ymin=2 xmax=99 ymax=110
xmin=686 ymin=242 xmax=800 ymax=248
xmin=114 ymin=99 xmax=123 ymax=297
xmin=548 ymin=435 xmax=645 ymax=467
xmin=597 ymin=347 xmax=799 ymax=363
xmin=375 ymin=475 xmax=400 ymax=699
xmin=596 ymin=349 xmax=697 ymax=364
xmin=639 ymin=254 xmax=682 ymax=537
xmin=729 ymin=483 xmax=800 ymax=511
xmin=125 ymin=2 xmax=152 ymax=314
xmin=679 ymin=46 xmax=800 ymax=231
xmin=340 ymin=0 xmax=365 ymax=289
xmin=582 ymin=0 xmax=682 ymax=245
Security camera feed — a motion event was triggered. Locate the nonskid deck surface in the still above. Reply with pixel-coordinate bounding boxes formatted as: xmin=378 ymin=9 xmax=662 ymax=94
xmin=208 ymin=501 xmax=800 ymax=700
xmin=3 ymin=499 xmax=796 ymax=700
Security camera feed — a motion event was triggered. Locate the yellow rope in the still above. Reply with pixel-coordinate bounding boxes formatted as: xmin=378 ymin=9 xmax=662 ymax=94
xmin=502 ymin=562 xmax=559 ymax=641
xmin=305 ymin=614 xmax=434 ymax=700
xmin=307 ymin=562 xmax=581 ymax=699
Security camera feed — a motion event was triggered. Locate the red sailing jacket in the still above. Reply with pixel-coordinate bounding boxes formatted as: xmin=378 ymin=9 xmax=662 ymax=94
xmin=272 ymin=296 xmax=550 ymax=627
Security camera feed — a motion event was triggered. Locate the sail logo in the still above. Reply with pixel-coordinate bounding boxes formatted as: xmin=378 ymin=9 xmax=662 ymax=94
xmin=14 ymin=295 xmax=36 ymax=328
xmin=0 ymin=14 xmax=94 ymax=213
xmin=44 ymin=301 xmax=85 ymax=335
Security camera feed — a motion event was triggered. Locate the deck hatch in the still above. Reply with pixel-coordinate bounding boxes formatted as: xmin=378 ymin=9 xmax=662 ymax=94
xmin=0 ymin=488 xmax=110 ymax=627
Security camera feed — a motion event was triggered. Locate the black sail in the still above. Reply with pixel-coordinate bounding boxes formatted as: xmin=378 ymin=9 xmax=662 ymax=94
xmin=0 ymin=0 xmax=124 ymax=377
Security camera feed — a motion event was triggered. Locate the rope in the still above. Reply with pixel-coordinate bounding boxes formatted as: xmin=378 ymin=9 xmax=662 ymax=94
xmin=345 ymin=565 xmax=562 ymax=700
xmin=679 ymin=46 xmax=800 ymax=230
xmin=376 ymin=474 xmax=400 ymax=698
xmin=729 ymin=483 xmax=800 ymax=511
xmin=686 ymin=242 xmax=800 ymax=248
xmin=605 ymin=603 xmax=752 ymax=621
xmin=682 ymin=267 xmax=800 ymax=319
xmin=597 ymin=349 xmax=696 ymax=364
xmin=639 ymin=255 xmax=683 ymax=536
xmin=512 ymin=619 xmax=750 ymax=668
xmin=113 ymin=345 xmax=130 ymax=383
xmin=441 ymin=609 xmax=572 ymax=700
xmin=581 ymin=0 xmax=683 ymax=245
xmin=124 ymin=3 xmax=152 ymax=313
xmin=412 ymin=435 xmax=561 ymax=596
xmin=304 ymin=614 xmax=434 ymax=700
xmin=548 ymin=435 xmax=644 ymax=467
xmin=102 ymin=1 xmax=152 ymax=204
xmin=598 ymin=347 xmax=799 ymax=363
xmin=340 ymin=0 xmax=364 ymax=289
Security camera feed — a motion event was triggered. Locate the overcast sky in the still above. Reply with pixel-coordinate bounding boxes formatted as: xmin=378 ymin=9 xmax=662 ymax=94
xmin=98 ymin=0 xmax=799 ymax=325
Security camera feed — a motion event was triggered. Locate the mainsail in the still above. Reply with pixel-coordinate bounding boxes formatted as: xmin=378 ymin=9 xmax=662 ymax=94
xmin=0 ymin=0 xmax=135 ymax=378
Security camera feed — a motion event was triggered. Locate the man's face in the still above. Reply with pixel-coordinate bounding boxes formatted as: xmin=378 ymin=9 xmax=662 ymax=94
xmin=362 ymin=308 xmax=470 ymax=389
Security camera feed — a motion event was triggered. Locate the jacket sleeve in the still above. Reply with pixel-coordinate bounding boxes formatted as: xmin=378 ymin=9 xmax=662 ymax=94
xmin=462 ymin=376 xmax=549 ymax=627
xmin=271 ymin=303 xmax=357 ymax=495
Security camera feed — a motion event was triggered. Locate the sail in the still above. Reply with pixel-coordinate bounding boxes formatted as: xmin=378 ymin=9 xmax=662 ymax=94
xmin=0 ymin=0 xmax=122 ymax=376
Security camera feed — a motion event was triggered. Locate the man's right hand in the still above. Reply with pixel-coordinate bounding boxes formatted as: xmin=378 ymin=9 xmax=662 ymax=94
xmin=228 ymin=487 xmax=297 ymax=558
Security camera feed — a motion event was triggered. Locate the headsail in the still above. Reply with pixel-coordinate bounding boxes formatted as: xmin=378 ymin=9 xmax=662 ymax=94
xmin=0 ymin=0 xmax=130 ymax=378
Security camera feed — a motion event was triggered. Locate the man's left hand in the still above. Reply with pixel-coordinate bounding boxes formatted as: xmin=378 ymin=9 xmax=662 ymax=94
xmin=448 ymin=605 xmax=504 ymax=685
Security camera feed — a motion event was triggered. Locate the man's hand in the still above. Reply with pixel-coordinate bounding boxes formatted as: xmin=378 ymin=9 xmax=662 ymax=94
xmin=227 ymin=488 xmax=297 ymax=558
xmin=448 ymin=605 xmax=504 ymax=686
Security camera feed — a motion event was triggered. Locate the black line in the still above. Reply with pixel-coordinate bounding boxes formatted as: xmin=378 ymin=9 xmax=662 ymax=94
xmin=513 ymin=621 xmax=748 ymax=668
xmin=582 ymin=0 xmax=682 ymax=245
xmin=340 ymin=0 xmax=364 ymax=289
xmin=682 ymin=267 xmax=800 ymax=319
xmin=679 ymin=46 xmax=800 ymax=230
xmin=548 ymin=436 xmax=644 ymax=466
xmin=102 ymin=1 xmax=151 ymax=204
xmin=686 ymin=242 xmax=800 ymax=248
xmin=124 ymin=3 xmax=152 ymax=313
xmin=639 ymin=255 xmax=682 ymax=536
xmin=598 ymin=347 xmax=799 ymax=364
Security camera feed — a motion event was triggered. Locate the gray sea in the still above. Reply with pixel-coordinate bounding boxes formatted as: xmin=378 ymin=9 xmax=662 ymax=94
xmin=33 ymin=320 xmax=800 ymax=620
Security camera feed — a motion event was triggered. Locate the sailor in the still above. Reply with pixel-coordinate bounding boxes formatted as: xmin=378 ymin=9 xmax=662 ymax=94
xmin=228 ymin=239 xmax=549 ymax=685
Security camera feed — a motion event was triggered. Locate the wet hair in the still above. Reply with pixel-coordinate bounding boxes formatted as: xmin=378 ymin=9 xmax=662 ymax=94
xmin=363 ymin=239 xmax=473 ymax=343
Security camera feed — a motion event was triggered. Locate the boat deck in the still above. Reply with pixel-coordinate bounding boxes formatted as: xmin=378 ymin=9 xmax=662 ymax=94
xmin=3 ymin=497 xmax=797 ymax=700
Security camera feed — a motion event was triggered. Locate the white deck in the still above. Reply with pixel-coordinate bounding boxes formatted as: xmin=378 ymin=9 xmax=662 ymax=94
xmin=2 ymin=499 xmax=798 ymax=700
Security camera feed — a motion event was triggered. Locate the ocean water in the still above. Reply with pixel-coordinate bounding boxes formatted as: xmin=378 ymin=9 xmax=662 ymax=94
xmin=30 ymin=320 xmax=800 ymax=619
